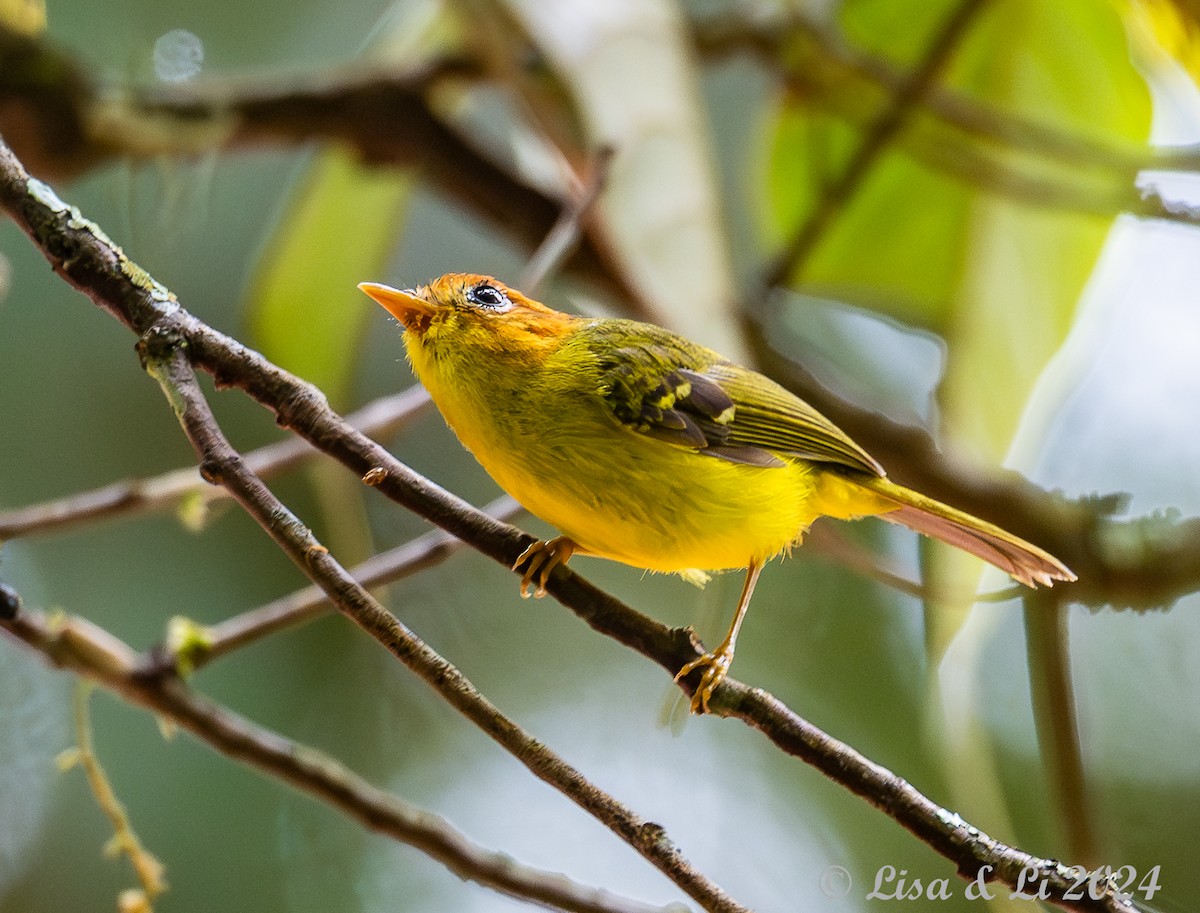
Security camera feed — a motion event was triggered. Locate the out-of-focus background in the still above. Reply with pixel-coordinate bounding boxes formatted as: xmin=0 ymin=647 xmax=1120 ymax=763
xmin=2 ymin=0 xmax=1199 ymax=910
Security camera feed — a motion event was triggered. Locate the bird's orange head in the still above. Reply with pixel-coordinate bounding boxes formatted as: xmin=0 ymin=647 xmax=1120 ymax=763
xmin=358 ymin=274 xmax=580 ymax=364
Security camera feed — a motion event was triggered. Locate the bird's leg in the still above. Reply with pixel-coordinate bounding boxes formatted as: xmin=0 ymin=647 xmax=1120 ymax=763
xmin=513 ymin=536 xmax=579 ymax=598
xmin=674 ymin=559 xmax=763 ymax=714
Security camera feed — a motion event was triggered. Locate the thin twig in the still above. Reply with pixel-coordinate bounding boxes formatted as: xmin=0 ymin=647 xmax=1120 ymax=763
xmin=0 ymin=608 xmax=683 ymax=913
xmin=520 ymin=146 xmax=616 ymax=293
xmin=763 ymin=0 xmax=995 ymax=286
xmin=0 ymin=386 xmax=430 ymax=540
xmin=63 ymin=683 xmax=168 ymax=910
xmin=144 ymin=495 xmax=522 ymax=674
xmin=0 ymin=132 xmax=1165 ymax=913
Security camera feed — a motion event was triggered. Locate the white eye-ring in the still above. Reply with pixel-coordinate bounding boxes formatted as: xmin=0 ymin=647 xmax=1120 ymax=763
xmin=466 ymin=283 xmax=512 ymax=312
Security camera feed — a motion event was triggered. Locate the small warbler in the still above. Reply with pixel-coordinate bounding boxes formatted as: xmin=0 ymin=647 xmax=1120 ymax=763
xmin=359 ymin=274 xmax=1075 ymax=712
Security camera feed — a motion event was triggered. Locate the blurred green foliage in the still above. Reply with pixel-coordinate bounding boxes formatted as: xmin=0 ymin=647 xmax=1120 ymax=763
xmin=2 ymin=1 xmax=1199 ymax=913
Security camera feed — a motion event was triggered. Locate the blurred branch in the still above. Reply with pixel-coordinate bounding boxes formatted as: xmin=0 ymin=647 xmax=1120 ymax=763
xmin=0 ymin=132 xmax=1153 ymax=913
xmin=693 ymin=7 xmax=1200 ymax=176
xmin=0 ymin=25 xmax=639 ymax=307
xmin=696 ymin=8 xmax=1200 ymax=231
xmin=519 ymin=145 xmax=615 ymax=292
xmin=0 ymin=606 xmax=681 ymax=913
xmin=763 ymin=0 xmax=995 ymax=286
xmin=916 ymin=139 xmax=1200 ymax=228
xmin=1024 ymin=594 xmax=1100 ymax=868
xmin=747 ymin=318 xmax=1200 ymax=610
xmin=142 ymin=495 xmax=522 ymax=675
xmin=0 ymin=386 xmax=430 ymax=539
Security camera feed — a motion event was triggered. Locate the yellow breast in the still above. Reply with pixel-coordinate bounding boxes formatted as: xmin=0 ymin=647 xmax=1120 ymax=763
xmin=404 ymin=320 xmax=889 ymax=574
xmin=492 ymin=424 xmax=822 ymax=571
xmin=413 ymin=356 xmax=812 ymax=571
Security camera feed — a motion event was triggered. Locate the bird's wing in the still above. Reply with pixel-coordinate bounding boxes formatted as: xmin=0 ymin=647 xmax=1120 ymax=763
xmin=702 ymin=362 xmax=884 ymax=475
xmin=591 ymin=324 xmax=883 ymax=476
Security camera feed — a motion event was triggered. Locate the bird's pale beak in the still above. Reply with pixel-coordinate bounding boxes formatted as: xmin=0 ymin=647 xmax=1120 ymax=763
xmin=358 ymin=282 xmax=435 ymax=327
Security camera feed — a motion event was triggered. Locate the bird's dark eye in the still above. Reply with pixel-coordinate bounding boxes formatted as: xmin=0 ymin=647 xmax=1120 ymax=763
xmin=466 ymin=283 xmax=511 ymax=311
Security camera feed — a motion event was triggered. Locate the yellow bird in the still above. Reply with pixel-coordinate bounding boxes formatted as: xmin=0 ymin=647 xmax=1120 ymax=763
xmin=359 ymin=274 xmax=1075 ymax=712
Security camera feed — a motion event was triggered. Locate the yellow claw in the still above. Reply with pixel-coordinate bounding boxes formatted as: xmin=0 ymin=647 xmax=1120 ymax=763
xmin=512 ymin=536 xmax=577 ymax=598
xmin=673 ymin=560 xmax=762 ymax=714
xmin=674 ymin=646 xmax=734 ymax=714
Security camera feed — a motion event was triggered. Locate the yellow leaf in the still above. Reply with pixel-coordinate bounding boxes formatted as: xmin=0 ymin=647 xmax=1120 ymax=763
xmin=1131 ymin=0 xmax=1200 ymax=76
xmin=0 ymin=0 xmax=45 ymax=36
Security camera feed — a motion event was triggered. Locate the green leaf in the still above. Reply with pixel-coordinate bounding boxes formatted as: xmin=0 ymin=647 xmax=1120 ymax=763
xmin=763 ymin=0 xmax=1152 ymax=457
xmin=762 ymin=2 xmax=1153 ymax=868
xmin=932 ymin=0 xmax=1151 ymax=455
xmin=248 ymin=148 xmax=410 ymax=410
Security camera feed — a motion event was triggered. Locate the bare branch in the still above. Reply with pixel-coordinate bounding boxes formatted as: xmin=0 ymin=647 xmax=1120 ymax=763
xmin=0 ymin=386 xmax=430 ymax=539
xmin=0 ymin=607 xmax=685 ymax=913
xmin=141 ymin=495 xmax=522 ymax=674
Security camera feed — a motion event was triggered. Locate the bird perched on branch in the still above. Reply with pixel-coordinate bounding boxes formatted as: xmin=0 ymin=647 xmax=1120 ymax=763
xmin=360 ymin=274 xmax=1075 ymax=713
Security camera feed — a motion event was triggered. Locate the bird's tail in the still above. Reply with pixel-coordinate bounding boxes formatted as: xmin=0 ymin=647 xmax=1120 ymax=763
xmin=850 ymin=475 xmax=1075 ymax=588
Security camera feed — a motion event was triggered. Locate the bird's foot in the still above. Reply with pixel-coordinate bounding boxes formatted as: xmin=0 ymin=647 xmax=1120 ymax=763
xmin=674 ymin=644 xmax=735 ymax=714
xmin=512 ymin=536 xmax=576 ymax=598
